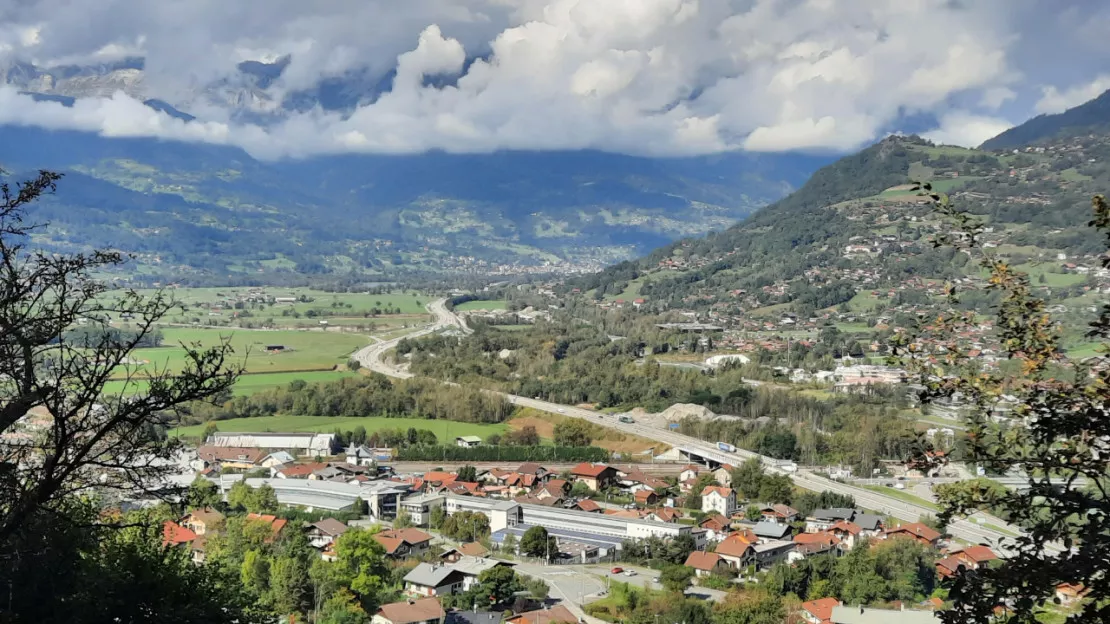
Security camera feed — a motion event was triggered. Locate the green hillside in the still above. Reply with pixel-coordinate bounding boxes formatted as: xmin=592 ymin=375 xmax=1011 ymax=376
xmin=575 ymin=112 xmax=1110 ymax=329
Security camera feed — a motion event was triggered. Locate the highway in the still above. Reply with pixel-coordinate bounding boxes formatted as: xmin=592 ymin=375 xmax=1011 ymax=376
xmin=361 ymin=299 xmax=1045 ymax=554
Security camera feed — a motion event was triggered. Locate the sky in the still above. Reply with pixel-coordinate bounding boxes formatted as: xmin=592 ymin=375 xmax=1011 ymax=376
xmin=0 ymin=0 xmax=1108 ymax=160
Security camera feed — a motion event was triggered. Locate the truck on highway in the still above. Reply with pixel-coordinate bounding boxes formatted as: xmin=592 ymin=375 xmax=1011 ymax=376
xmin=717 ymin=441 xmax=736 ymax=453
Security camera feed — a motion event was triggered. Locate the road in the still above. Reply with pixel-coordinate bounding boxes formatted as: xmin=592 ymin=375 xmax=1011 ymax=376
xmin=350 ymin=298 xmax=470 ymax=377
xmin=361 ymin=300 xmax=1047 ymax=555
xmin=386 ymin=462 xmax=687 ymax=475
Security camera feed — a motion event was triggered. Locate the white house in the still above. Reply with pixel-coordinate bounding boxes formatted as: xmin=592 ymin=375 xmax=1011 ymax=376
xmin=701 ymin=486 xmax=737 ymax=516
xmin=455 ymin=436 xmax=482 ymax=448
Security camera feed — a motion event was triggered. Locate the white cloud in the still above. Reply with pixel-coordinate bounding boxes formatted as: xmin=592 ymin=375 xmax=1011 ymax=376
xmin=0 ymin=0 xmax=1105 ymax=157
xmin=1035 ymin=74 xmax=1110 ymax=115
xmin=923 ymin=112 xmax=1013 ymax=148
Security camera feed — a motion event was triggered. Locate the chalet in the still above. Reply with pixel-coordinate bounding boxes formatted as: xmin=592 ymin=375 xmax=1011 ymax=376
xmin=374 ymin=597 xmax=447 ymax=624
xmin=678 ymin=465 xmax=702 ymax=482
xmin=801 ymin=597 xmax=841 ymax=624
xmin=404 ymin=563 xmax=468 ymax=596
xmin=792 ymin=532 xmax=841 ymax=559
xmin=828 ymin=521 xmax=862 ymax=549
xmin=701 ymin=486 xmax=737 ymax=516
xmin=684 ymin=551 xmax=727 ymax=577
xmin=883 ymin=522 xmax=941 ymax=547
xmin=535 ymin=479 xmax=568 ymax=500
xmin=714 ymin=533 xmax=755 ymax=568
xmin=712 ymin=466 xmax=734 ymax=486
xmin=516 ymin=463 xmax=550 ymax=481
xmin=455 ymin=436 xmax=482 ymax=448
xmin=505 ymin=605 xmax=577 ymax=624
xmin=305 ymin=518 xmax=348 ymax=549
xmin=760 ymin=504 xmax=799 ymax=524
xmin=699 ymin=513 xmax=731 ymax=540
xmin=1055 ymin=583 xmax=1089 ymax=607
xmin=441 ymin=542 xmax=489 ymax=562
xmin=634 ymin=490 xmax=659 ymax=506
xmin=646 ymin=507 xmax=680 ymax=523
xmin=181 ymin=508 xmax=224 ymax=536
xmin=260 ymin=451 xmax=296 ymax=468
xmin=374 ymin=528 xmax=434 ymax=558
xmin=570 ymin=463 xmax=617 ymax=491
xmin=751 ymin=540 xmax=795 ymax=569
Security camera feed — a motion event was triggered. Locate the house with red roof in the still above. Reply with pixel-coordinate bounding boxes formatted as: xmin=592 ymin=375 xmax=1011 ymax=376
xmin=569 ymin=463 xmax=617 ymax=491
xmin=634 ymin=490 xmax=659 ymax=506
xmin=883 ymin=522 xmax=941 ymax=547
xmin=245 ymin=513 xmax=288 ymax=541
xmin=699 ymin=513 xmax=731 ymax=540
xmin=801 ymin=597 xmax=841 ymax=624
xmin=701 ymin=486 xmax=737 ymax=516
xmin=374 ymin=528 xmax=434 ymax=559
xmin=714 ymin=533 xmax=755 ymax=568
xmin=828 ymin=520 xmax=862 ymax=549
xmin=684 ymin=551 xmax=727 ymax=577
xmin=574 ymin=499 xmax=602 ymax=513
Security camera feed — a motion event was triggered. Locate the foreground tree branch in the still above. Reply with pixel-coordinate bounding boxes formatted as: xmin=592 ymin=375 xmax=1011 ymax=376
xmin=897 ymin=186 xmax=1110 ymax=623
xmin=0 ymin=171 xmax=241 ymax=546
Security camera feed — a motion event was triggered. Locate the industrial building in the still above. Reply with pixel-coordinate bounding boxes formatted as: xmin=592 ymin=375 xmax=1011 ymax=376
xmin=207 ymin=432 xmax=335 ymax=456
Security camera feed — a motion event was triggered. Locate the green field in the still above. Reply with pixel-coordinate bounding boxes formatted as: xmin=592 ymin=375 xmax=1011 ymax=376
xmin=103 ymin=369 xmax=362 ymax=397
xmin=170 ymin=415 xmax=508 ymax=440
xmin=119 ymin=327 xmax=368 ymax=378
xmin=106 ymin=288 xmax=433 ymax=324
xmin=454 ymin=300 xmax=508 ymax=312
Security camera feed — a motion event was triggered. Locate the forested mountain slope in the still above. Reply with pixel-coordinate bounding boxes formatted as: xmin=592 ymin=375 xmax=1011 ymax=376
xmin=575 ymin=104 xmax=1110 ymax=330
xmin=0 ymin=125 xmax=823 ymax=284
xmin=982 ymin=88 xmax=1110 ymax=150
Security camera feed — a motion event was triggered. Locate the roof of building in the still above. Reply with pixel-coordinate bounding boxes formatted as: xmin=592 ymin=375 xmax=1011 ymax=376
xmin=802 ymin=597 xmax=841 ymax=623
xmin=196 ymin=446 xmax=266 ymax=464
xmin=184 ymin=507 xmax=224 ymax=526
xmin=377 ymin=597 xmax=448 ymax=624
xmin=309 ymin=518 xmax=349 ymax=537
xmin=957 ymin=545 xmax=998 ymax=564
xmin=517 ymin=463 xmax=547 ymax=475
xmin=700 ymin=513 xmax=729 ymax=531
xmin=424 ymin=471 xmax=458 ymax=484
xmin=458 ymin=542 xmax=489 ymax=557
xmin=811 ymin=508 xmax=855 ymax=521
xmin=829 ymin=520 xmax=862 ymax=535
xmin=935 ymin=555 xmax=963 ymax=576
xmin=853 ymin=514 xmax=883 ymax=531
xmin=752 ymin=539 xmax=795 ymax=554
xmin=375 ymin=528 xmax=434 ymax=554
xmin=277 ymin=462 xmax=329 ymax=478
xmin=715 ymin=534 xmax=754 ymax=558
xmin=570 ymin=463 xmax=613 ymax=478
xmin=753 ymin=520 xmax=792 ymax=539
xmin=574 ymin=499 xmax=602 ymax=512
xmin=245 ymin=513 xmax=288 ymax=537
xmin=451 ymin=557 xmax=514 ymax=577
xmin=456 ymin=436 xmax=482 ymax=443
xmin=507 ymin=605 xmax=577 ymax=624
xmin=263 ymin=450 xmax=296 ymax=464
xmin=830 ymin=605 xmax=938 ymax=624
xmin=447 ymin=610 xmax=501 ymax=624
xmin=404 ymin=563 xmax=469 ymax=588
xmin=886 ymin=522 xmax=941 ymax=542
xmin=684 ymin=550 xmax=723 ymax=571
xmin=794 ymin=531 xmax=841 ymax=547
xmin=634 ymin=490 xmax=657 ymax=502
xmin=764 ymin=503 xmax=799 ymax=518
xmin=162 ymin=521 xmax=197 ymax=546
xmin=701 ymin=485 xmax=733 ymax=498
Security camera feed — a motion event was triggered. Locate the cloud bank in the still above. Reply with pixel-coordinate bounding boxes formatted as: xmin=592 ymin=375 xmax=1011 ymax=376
xmin=0 ymin=0 xmax=1108 ymax=158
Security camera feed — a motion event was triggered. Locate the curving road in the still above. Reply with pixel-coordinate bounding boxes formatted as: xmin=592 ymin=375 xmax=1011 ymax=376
xmin=360 ymin=299 xmax=1049 ymax=555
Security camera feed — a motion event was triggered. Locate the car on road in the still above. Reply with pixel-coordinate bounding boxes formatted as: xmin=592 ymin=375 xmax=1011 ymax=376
xmin=610 ymin=567 xmax=623 ymax=574
xmin=558 ymin=408 xmax=566 ymax=413
xmin=623 ymin=570 xmax=637 ymax=577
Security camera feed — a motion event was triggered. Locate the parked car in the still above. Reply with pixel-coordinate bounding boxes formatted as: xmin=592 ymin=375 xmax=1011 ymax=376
xmin=610 ymin=567 xmax=623 ymax=574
